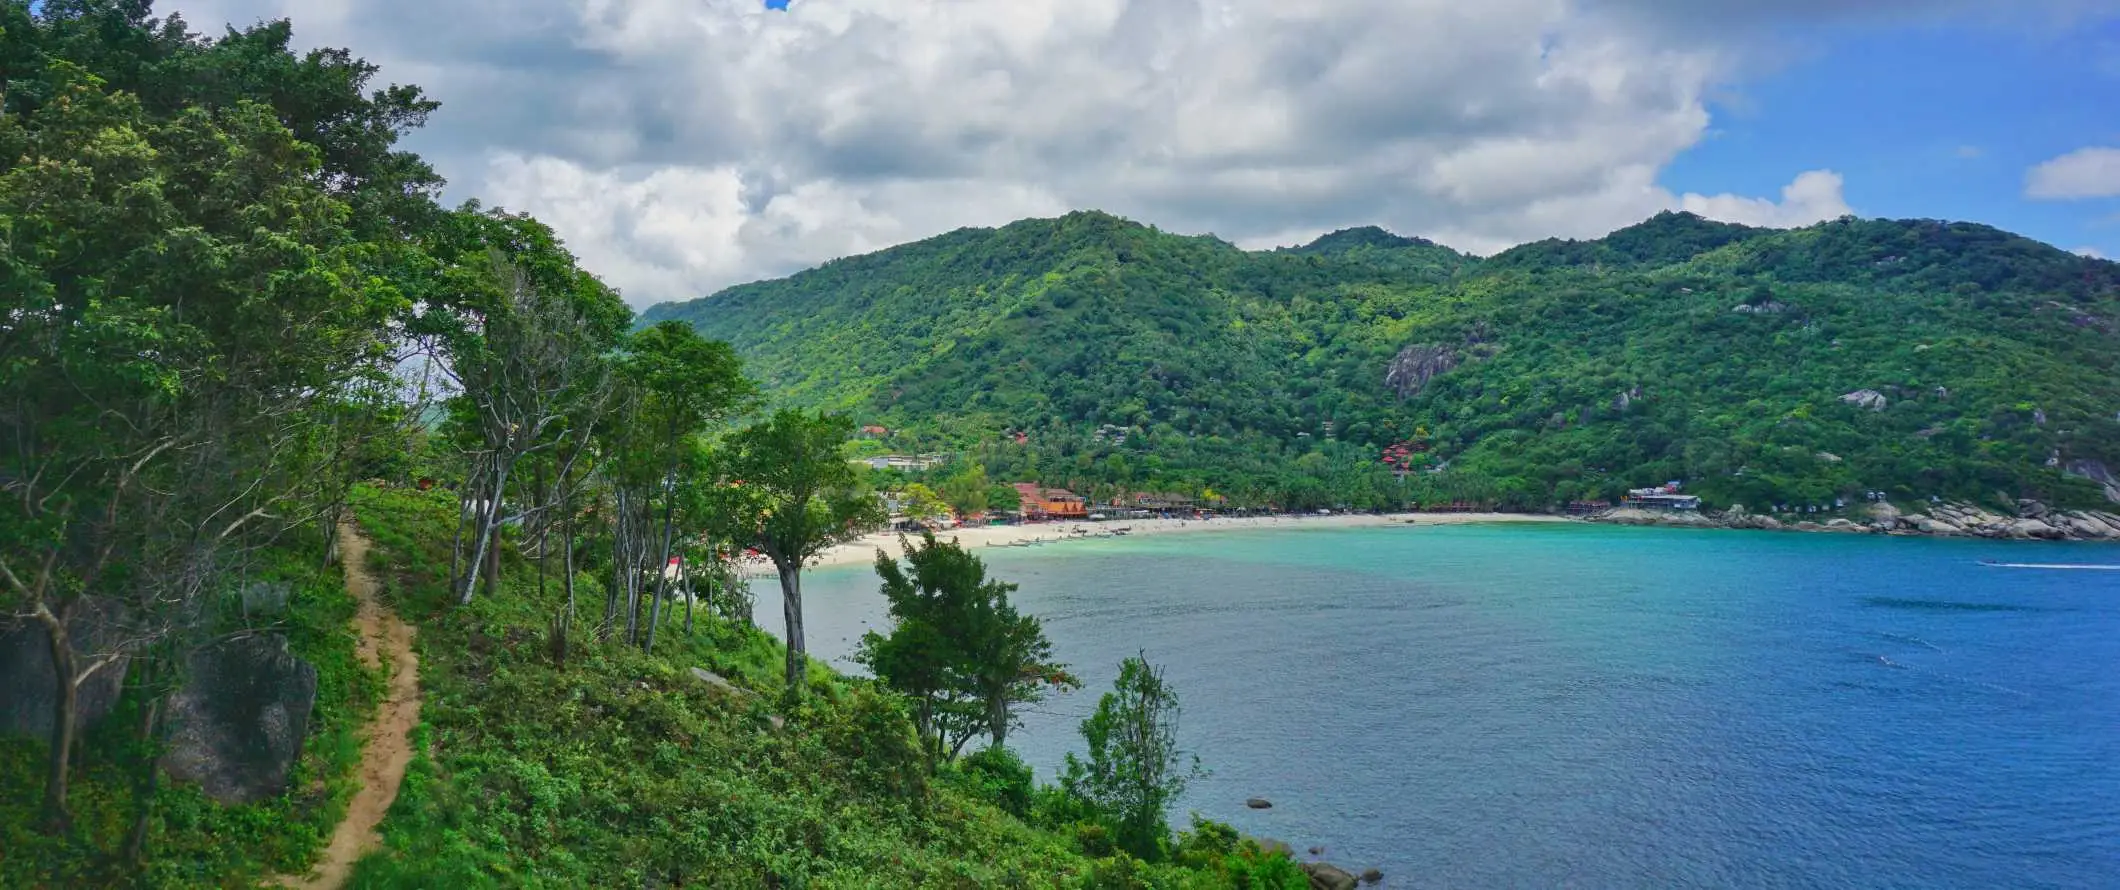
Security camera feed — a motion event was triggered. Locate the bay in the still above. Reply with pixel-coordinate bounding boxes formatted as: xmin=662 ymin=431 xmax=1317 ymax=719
xmin=762 ymin=523 xmax=2120 ymax=889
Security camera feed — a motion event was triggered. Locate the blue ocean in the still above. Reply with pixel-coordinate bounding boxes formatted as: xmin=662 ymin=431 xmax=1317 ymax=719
xmin=767 ymin=523 xmax=2120 ymax=889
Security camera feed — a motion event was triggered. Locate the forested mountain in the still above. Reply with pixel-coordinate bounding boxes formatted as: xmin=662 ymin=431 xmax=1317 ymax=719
xmin=644 ymin=210 xmax=2120 ymax=511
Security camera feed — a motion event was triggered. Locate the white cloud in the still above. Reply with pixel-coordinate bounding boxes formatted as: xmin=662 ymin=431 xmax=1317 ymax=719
xmin=2075 ymin=246 xmax=2108 ymax=259
xmin=1677 ymin=169 xmax=1853 ymax=229
xmin=161 ymin=0 xmax=2089 ymax=305
xmin=2026 ymin=146 xmax=2120 ymax=199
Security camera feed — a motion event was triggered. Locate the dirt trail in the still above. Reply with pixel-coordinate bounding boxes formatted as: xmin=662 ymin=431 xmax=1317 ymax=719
xmin=272 ymin=524 xmax=421 ymax=889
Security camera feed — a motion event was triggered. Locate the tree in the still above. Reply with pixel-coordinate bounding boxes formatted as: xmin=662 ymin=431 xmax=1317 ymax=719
xmin=900 ymin=482 xmax=953 ymax=522
xmin=0 ymin=60 xmax=399 ymax=831
xmin=724 ymin=409 xmax=883 ymax=692
xmin=858 ymin=532 xmax=1071 ymax=765
xmin=426 ymin=210 xmax=627 ymax=606
xmin=616 ymin=321 xmax=753 ymax=653
xmin=1061 ymin=653 xmax=1202 ymax=861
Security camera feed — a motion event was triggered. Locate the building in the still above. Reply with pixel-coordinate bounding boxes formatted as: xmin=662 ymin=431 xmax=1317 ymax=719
xmin=859 ymin=454 xmax=942 ymax=471
xmin=1013 ymin=483 xmax=1088 ymax=519
xmin=1621 ymin=482 xmax=1701 ymax=511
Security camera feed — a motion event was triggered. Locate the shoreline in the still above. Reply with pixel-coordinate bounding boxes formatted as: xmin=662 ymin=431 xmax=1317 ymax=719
xmin=754 ymin=512 xmax=1571 ymax=573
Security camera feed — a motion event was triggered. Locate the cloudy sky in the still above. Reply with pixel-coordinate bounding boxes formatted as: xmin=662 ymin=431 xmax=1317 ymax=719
xmin=166 ymin=0 xmax=2120 ymax=306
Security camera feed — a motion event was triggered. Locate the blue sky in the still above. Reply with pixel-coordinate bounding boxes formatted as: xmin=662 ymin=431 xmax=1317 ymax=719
xmin=1667 ymin=19 xmax=2119 ymax=257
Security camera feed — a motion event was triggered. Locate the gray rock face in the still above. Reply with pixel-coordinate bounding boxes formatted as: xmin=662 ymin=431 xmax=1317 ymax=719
xmin=162 ymin=634 xmax=318 ymax=804
xmin=1246 ymin=797 xmax=1273 ymax=809
xmin=1384 ymin=344 xmax=1458 ymax=400
xmin=1839 ymin=389 xmax=1888 ymax=411
xmin=0 ymin=598 xmax=131 ymax=739
xmin=2066 ymin=459 xmax=2120 ymax=504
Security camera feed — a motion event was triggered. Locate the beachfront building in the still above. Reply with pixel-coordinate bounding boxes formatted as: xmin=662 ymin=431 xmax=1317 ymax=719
xmin=859 ymin=454 xmax=943 ymax=471
xmin=1013 ymin=483 xmax=1089 ymax=519
xmin=1621 ymin=482 xmax=1702 ymax=511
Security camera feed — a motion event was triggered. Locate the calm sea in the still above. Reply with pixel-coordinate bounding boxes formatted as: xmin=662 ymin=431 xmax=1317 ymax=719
xmin=762 ymin=523 xmax=2120 ymax=889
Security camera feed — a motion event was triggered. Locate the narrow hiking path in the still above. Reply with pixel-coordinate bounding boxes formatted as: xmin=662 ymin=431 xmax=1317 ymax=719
xmin=272 ymin=524 xmax=421 ymax=889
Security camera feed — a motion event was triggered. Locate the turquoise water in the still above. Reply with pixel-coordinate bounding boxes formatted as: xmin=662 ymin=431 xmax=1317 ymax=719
xmin=765 ymin=524 xmax=2120 ymax=888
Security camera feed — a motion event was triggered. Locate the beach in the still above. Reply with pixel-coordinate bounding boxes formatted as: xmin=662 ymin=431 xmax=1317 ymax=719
xmin=748 ymin=511 xmax=1572 ymax=573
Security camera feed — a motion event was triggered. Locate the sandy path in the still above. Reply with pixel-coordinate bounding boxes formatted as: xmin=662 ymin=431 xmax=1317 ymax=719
xmin=271 ymin=524 xmax=421 ymax=889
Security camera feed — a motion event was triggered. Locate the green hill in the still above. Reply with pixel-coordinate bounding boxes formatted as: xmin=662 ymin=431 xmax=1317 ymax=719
xmin=643 ymin=212 xmax=2120 ymax=511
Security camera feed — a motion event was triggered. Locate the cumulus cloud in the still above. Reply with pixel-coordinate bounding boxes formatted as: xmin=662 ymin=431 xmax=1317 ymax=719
xmin=2026 ymin=147 xmax=2120 ymax=199
xmin=159 ymin=0 xmax=2089 ymax=304
xmin=1677 ymin=170 xmax=1853 ymax=229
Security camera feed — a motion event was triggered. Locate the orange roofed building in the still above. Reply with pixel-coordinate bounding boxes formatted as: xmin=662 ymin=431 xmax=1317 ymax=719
xmin=1013 ymin=483 xmax=1088 ymax=519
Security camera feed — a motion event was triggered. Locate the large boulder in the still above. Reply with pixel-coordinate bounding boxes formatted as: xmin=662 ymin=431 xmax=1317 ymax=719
xmin=1839 ymin=389 xmax=1888 ymax=411
xmin=2006 ymin=519 xmax=2065 ymax=541
xmin=0 ymin=598 xmax=131 ymax=739
xmin=1301 ymin=862 xmax=1360 ymax=890
xmin=161 ymin=634 xmax=318 ymax=804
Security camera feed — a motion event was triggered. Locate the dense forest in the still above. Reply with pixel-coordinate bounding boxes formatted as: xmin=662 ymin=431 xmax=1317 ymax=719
xmin=645 ymin=209 xmax=2120 ymax=512
xmin=0 ymin=3 xmax=1324 ymax=887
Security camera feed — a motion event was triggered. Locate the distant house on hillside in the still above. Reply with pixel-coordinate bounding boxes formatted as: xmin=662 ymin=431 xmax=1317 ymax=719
xmin=860 ymin=454 xmax=941 ymax=471
xmin=859 ymin=425 xmax=890 ymax=438
xmin=1013 ymin=483 xmax=1088 ymax=519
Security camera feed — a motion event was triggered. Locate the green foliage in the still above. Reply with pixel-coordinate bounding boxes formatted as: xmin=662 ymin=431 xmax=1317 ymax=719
xmin=646 ymin=210 xmax=2120 ymax=512
xmin=860 ymin=533 xmax=1073 ymax=763
xmin=1062 ymin=655 xmax=1203 ymax=863
xmin=954 ymin=745 xmax=1035 ymax=818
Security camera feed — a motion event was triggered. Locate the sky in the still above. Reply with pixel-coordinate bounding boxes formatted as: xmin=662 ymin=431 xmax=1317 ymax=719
xmin=159 ymin=0 xmax=2120 ymax=307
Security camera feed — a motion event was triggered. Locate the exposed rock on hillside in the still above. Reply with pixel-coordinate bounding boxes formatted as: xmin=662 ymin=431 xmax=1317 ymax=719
xmin=1384 ymin=344 xmax=1458 ymax=399
xmin=1839 ymin=389 xmax=1888 ymax=411
xmin=162 ymin=633 xmax=318 ymax=804
xmin=0 ymin=598 xmax=131 ymax=739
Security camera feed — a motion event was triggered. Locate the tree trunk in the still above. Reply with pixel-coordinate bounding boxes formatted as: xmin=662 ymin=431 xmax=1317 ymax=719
xmin=535 ymin=460 xmax=548 ymax=603
xmin=39 ymin=614 xmax=77 ymax=834
xmin=127 ymin=667 xmax=164 ymax=865
xmin=460 ymin=459 xmax=512 ymax=605
xmin=988 ymin=695 xmax=1009 ymax=749
xmin=777 ymin=560 xmax=806 ymax=693
xmin=644 ymin=476 xmax=676 ymax=654
xmin=562 ymin=486 xmax=576 ymax=620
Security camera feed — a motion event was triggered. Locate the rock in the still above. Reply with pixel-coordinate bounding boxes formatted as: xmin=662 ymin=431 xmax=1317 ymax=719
xmin=689 ymin=667 xmax=752 ymax=699
xmin=1915 ymin=518 xmax=1964 ymax=536
xmin=1839 ymin=389 xmax=1888 ymax=411
xmin=2006 ymin=519 xmax=2065 ymax=541
xmin=2062 ymin=515 xmax=2115 ymax=539
xmin=1815 ymin=451 xmax=1843 ymax=462
xmin=1360 ymin=868 xmax=1384 ymax=885
xmin=1866 ymin=502 xmax=1901 ymax=524
xmin=1247 ymin=797 xmax=1274 ymax=809
xmin=2064 ymin=459 xmax=2120 ymax=503
xmin=1300 ymin=862 xmax=1360 ymax=890
xmin=1384 ymin=344 xmax=1459 ymax=399
xmin=1795 ymin=521 xmax=1823 ymax=531
xmin=162 ymin=634 xmax=318 ymax=804
xmin=765 ymin=714 xmax=786 ymax=732
xmin=1308 ymin=846 xmax=1324 ymax=856
xmin=2016 ymin=499 xmax=2051 ymax=519
xmin=1824 ymin=518 xmax=1860 ymax=531
xmin=0 ymin=598 xmax=131 ymax=739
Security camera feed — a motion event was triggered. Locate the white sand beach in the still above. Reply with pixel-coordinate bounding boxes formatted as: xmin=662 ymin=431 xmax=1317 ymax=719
xmin=747 ymin=511 xmax=1572 ymax=573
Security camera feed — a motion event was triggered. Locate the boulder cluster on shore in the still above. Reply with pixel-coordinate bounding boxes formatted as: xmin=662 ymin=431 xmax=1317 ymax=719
xmin=1595 ymin=499 xmax=2120 ymax=541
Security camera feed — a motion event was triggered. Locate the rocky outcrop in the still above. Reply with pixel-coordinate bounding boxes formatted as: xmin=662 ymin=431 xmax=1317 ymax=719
xmin=162 ymin=634 xmax=318 ymax=804
xmin=2066 ymin=459 xmax=2120 ymax=503
xmin=1589 ymin=499 xmax=2120 ymax=542
xmin=1384 ymin=344 xmax=1458 ymax=399
xmin=0 ymin=598 xmax=131 ymax=739
xmin=1839 ymin=389 xmax=1888 ymax=411
xmin=1246 ymin=797 xmax=1273 ymax=809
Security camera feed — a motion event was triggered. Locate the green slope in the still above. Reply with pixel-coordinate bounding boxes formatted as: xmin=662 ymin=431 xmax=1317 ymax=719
xmin=644 ymin=211 xmax=2120 ymax=511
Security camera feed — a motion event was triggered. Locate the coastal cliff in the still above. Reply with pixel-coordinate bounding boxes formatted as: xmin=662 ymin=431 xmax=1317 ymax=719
xmin=1596 ymin=500 xmax=2120 ymax=542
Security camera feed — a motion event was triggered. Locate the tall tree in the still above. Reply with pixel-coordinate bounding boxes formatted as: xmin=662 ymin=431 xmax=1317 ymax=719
xmin=0 ymin=60 xmax=398 ymax=830
xmin=859 ymin=532 xmax=1070 ymax=763
xmin=616 ymin=321 xmax=752 ymax=653
xmin=1061 ymin=654 xmax=1202 ymax=861
xmin=724 ymin=410 xmax=883 ymax=692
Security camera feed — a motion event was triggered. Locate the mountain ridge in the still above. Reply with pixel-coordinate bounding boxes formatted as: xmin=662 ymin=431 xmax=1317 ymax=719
xmin=644 ymin=210 xmax=2120 ymax=511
